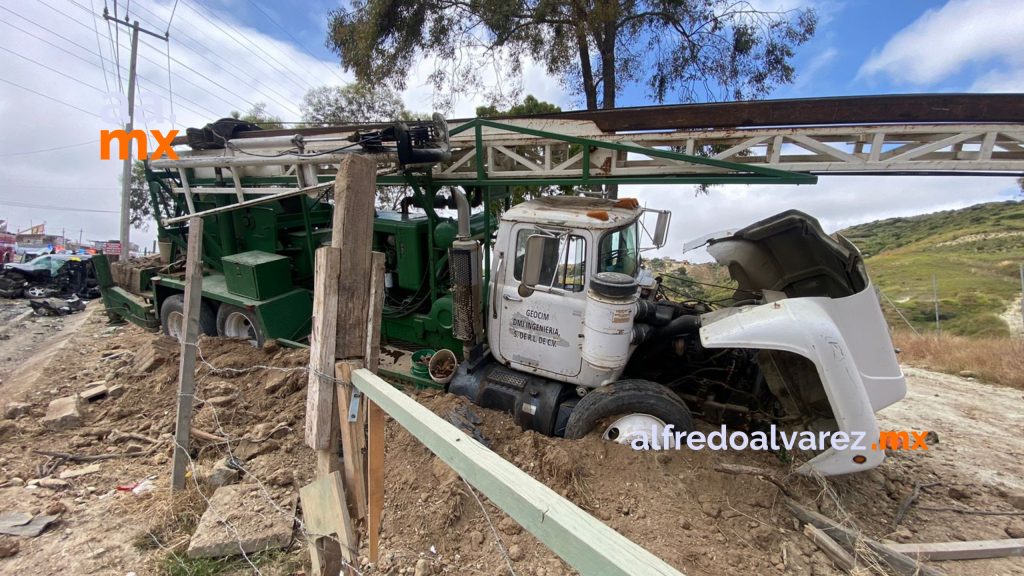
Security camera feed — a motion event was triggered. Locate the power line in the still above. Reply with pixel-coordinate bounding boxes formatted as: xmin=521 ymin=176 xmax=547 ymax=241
xmin=27 ymin=0 xmax=250 ymax=117
xmin=139 ymin=37 xmax=260 ymax=111
xmin=130 ymin=0 xmax=299 ymax=109
xmin=0 ymin=44 xmax=105 ymax=93
xmin=57 ymin=0 xmax=254 ymax=114
xmin=8 ymin=185 xmax=122 ymax=191
xmin=0 ymin=14 xmax=221 ymax=120
xmin=243 ymin=0 xmax=349 ymax=86
xmin=0 ymin=77 xmax=102 ymax=118
xmin=179 ymin=0 xmax=317 ymax=95
xmin=165 ymin=0 xmax=179 ymax=32
xmin=0 ymin=199 xmax=119 ymax=213
xmin=0 ymin=140 xmax=100 ymax=157
xmin=87 ymin=0 xmax=112 ymax=95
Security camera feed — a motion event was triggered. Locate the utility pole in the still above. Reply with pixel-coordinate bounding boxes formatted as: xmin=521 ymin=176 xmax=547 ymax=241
xmin=103 ymin=10 xmax=168 ymax=261
xmin=932 ymin=273 xmax=940 ymax=336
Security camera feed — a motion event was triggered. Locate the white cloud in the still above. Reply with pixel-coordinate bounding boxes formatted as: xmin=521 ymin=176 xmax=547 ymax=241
xmin=631 ymin=176 xmax=1019 ymax=261
xmin=793 ymin=46 xmax=837 ymax=89
xmin=858 ymin=0 xmax=1024 ymax=86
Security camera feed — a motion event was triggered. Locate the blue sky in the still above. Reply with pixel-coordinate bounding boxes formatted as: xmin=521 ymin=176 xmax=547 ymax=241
xmin=0 ymin=0 xmax=1021 ymax=252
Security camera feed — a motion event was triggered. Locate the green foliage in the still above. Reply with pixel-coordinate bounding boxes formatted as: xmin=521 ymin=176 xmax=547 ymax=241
xmin=160 ymin=550 xmax=296 ymax=576
xmin=476 ymin=95 xmax=561 ymax=117
xmin=229 ymin=103 xmax=283 ymax=129
xmin=326 ymin=0 xmax=816 ymax=110
xmin=127 ymin=160 xmax=150 ymax=231
xmin=302 ymin=83 xmax=412 ymax=124
xmin=841 ymin=201 xmax=1024 ymax=337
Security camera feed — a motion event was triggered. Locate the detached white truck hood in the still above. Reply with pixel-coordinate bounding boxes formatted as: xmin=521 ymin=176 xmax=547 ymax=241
xmin=694 ymin=210 xmax=906 ymax=476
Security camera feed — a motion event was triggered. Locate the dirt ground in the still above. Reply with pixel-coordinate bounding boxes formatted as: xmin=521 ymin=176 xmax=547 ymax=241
xmin=1 ymin=297 xmax=1023 ymax=575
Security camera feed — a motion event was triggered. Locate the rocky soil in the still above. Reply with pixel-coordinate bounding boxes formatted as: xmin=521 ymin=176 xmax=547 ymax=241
xmin=0 ymin=301 xmax=1022 ymax=575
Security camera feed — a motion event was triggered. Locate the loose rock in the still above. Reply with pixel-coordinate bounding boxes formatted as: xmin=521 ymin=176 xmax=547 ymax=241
xmin=41 ymin=395 xmax=82 ymax=431
xmin=4 ymin=402 xmax=31 ymax=420
xmin=0 ymin=537 xmax=19 ymax=558
xmin=186 ymin=484 xmax=294 ymax=558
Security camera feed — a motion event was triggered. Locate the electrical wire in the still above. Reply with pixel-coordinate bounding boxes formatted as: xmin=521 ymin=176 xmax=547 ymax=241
xmin=179 ymin=0 xmax=317 ymax=95
xmin=0 ymin=15 xmax=220 ymax=120
xmin=52 ymin=0 xmax=254 ymax=116
xmin=165 ymin=0 xmax=179 ymax=33
xmin=0 ymin=44 xmax=105 ymax=93
xmin=139 ymin=37 xmax=260 ymax=110
xmin=164 ymin=36 xmax=175 ymax=127
xmin=242 ymin=0 xmax=350 ymax=86
xmin=0 ymin=140 xmax=99 ymax=157
xmin=0 ymin=199 xmax=118 ymax=213
xmin=129 ymin=0 xmax=297 ymax=110
xmin=87 ymin=0 xmax=112 ymax=95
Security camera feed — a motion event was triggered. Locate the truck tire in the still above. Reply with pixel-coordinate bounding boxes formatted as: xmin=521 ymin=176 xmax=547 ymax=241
xmin=160 ymin=294 xmax=217 ymax=342
xmin=216 ymin=304 xmax=265 ymax=347
xmin=564 ymin=379 xmax=694 ymax=440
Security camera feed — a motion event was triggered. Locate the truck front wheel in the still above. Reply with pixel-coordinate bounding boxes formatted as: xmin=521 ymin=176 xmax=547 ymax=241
xmin=160 ymin=295 xmax=217 ymax=342
xmin=564 ymin=380 xmax=695 ymax=444
xmin=216 ymin=304 xmax=265 ymax=348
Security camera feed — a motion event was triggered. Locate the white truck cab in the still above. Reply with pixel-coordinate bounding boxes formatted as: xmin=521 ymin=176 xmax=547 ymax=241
xmin=450 ymin=196 xmax=905 ymax=476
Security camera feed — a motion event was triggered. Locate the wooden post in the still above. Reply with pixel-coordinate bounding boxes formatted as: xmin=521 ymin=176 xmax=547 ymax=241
xmin=332 ymin=154 xmax=377 ymax=358
xmin=304 ymin=246 xmax=343 ymax=453
xmin=170 ymin=217 xmax=204 ymax=491
xmin=365 ymin=252 xmax=386 ymax=563
xmin=302 ymin=155 xmax=377 ymax=575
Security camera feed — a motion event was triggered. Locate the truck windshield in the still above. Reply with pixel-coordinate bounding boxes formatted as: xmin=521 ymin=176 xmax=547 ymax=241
xmin=598 ymin=223 xmax=639 ymax=276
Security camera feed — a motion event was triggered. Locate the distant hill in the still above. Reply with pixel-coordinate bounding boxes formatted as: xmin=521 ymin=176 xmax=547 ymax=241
xmin=840 ymin=201 xmax=1024 ymax=337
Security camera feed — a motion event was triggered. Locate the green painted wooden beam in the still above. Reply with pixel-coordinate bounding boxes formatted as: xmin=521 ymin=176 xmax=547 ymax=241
xmin=350 ymin=367 xmax=686 ymax=576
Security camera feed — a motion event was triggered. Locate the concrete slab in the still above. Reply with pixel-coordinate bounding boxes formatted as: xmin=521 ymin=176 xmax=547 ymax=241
xmin=186 ymin=483 xmax=295 ymax=558
xmin=40 ymin=395 xmax=81 ymax=430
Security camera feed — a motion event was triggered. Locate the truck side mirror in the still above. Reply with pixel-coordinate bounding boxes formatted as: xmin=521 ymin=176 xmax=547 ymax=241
xmin=521 ymin=234 xmax=554 ymax=291
xmin=651 ymin=210 xmax=671 ymax=248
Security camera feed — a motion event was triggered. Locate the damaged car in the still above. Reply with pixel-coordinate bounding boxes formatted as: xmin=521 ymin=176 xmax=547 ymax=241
xmin=0 ymin=254 xmax=100 ymax=299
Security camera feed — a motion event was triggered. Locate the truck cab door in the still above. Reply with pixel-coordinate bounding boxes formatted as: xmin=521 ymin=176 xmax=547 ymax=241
xmin=494 ymin=225 xmax=586 ymax=379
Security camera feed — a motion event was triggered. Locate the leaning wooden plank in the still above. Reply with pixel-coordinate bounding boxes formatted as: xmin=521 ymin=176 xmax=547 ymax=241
xmin=331 ymin=154 xmax=377 ymax=358
xmin=300 ymin=471 xmax=357 ymax=574
xmin=887 ymin=538 xmax=1024 ymax=561
xmin=784 ymin=500 xmax=944 ymax=576
xmin=803 ymin=524 xmax=856 ymax=572
xmin=350 ymin=368 xmax=685 ymax=576
xmin=304 ymin=246 xmax=343 ymax=451
xmin=336 ymin=360 xmax=368 ymax=521
xmin=170 ymin=217 xmax=204 ymax=491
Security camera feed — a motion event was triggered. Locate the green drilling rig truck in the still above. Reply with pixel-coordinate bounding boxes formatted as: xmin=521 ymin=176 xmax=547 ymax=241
xmin=96 ymin=95 xmax=1024 ymax=475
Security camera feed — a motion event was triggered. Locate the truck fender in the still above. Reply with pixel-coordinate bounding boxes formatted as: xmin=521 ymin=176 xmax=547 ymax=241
xmin=699 ymin=297 xmax=885 ymax=476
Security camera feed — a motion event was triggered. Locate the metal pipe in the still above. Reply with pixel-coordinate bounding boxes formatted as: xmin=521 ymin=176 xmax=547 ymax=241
xmin=152 ymin=151 xmax=394 ymax=170
xmin=224 ymin=134 xmax=305 ymax=150
xmin=452 ymin=188 xmax=471 ymax=239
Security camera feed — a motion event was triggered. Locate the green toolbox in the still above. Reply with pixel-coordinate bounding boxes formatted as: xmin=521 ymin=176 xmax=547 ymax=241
xmin=222 ymin=250 xmax=292 ymax=300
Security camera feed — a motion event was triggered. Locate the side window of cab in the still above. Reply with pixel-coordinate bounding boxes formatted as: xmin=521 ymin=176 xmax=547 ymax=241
xmin=513 ymin=228 xmax=586 ymax=292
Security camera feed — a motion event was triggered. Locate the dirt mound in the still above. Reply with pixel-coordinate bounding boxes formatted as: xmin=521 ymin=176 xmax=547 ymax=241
xmin=1 ymin=315 xmax=1023 ymax=575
